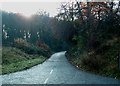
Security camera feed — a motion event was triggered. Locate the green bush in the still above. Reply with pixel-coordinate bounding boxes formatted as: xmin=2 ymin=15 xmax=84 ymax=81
xmin=72 ymin=35 xmax=86 ymax=51
xmin=81 ymin=55 xmax=106 ymax=71
xmin=14 ymin=38 xmax=51 ymax=57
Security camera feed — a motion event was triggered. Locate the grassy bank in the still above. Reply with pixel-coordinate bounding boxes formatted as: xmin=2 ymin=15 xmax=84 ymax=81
xmin=66 ymin=52 xmax=120 ymax=79
xmin=2 ymin=47 xmax=48 ymax=74
xmin=2 ymin=57 xmax=46 ymax=74
xmin=66 ymin=41 xmax=120 ymax=79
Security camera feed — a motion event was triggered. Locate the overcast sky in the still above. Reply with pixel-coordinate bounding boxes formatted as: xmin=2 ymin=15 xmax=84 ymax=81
xmin=2 ymin=2 xmax=61 ymax=17
xmin=1 ymin=0 xmax=118 ymax=17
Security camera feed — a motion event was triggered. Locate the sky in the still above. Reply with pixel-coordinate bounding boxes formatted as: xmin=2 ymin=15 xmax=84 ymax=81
xmin=1 ymin=2 xmax=62 ymax=17
xmin=1 ymin=0 xmax=118 ymax=17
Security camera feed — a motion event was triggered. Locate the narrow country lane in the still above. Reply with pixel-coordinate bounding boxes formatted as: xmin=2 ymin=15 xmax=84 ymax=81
xmin=2 ymin=51 xmax=120 ymax=84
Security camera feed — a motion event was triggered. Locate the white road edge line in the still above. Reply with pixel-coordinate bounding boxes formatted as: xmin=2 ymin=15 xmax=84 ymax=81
xmin=50 ymin=69 xmax=53 ymax=74
xmin=44 ymin=78 xmax=49 ymax=84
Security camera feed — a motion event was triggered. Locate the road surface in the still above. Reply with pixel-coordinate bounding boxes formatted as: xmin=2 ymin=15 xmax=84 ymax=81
xmin=2 ymin=51 xmax=120 ymax=84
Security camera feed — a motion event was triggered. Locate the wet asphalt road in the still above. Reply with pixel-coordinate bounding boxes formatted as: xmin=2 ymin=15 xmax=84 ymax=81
xmin=2 ymin=51 xmax=120 ymax=84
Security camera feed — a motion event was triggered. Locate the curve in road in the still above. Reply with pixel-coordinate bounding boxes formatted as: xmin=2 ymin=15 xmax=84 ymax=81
xmin=2 ymin=51 xmax=120 ymax=84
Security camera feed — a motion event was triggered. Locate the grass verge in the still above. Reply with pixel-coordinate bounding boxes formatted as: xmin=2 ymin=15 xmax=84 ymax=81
xmin=2 ymin=47 xmax=48 ymax=74
xmin=66 ymin=51 xmax=120 ymax=79
xmin=2 ymin=56 xmax=46 ymax=74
